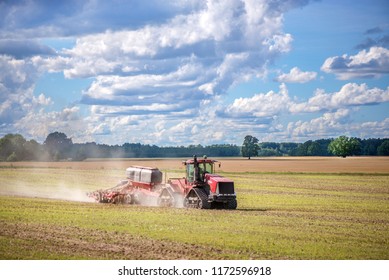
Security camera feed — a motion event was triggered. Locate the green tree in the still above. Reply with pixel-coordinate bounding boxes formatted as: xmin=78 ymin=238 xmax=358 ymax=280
xmin=0 ymin=136 xmax=12 ymax=161
xmin=24 ymin=139 xmax=45 ymax=160
xmin=0 ymin=134 xmax=27 ymax=161
xmin=44 ymin=132 xmax=73 ymax=161
xmin=6 ymin=152 xmax=18 ymax=162
xmin=377 ymin=140 xmax=389 ymax=156
xmin=241 ymin=135 xmax=259 ymax=159
xmin=328 ymin=136 xmax=361 ymax=158
xmin=307 ymin=141 xmax=321 ymax=156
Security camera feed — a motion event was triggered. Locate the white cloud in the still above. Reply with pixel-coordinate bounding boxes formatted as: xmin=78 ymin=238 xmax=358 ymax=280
xmin=14 ymin=106 xmax=85 ymax=141
xmin=321 ymin=47 xmax=389 ymax=80
xmin=1 ymin=1 xmax=303 ymax=145
xmin=33 ymin=93 xmax=52 ymax=106
xmin=219 ymin=82 xmax=389 ymax=143
xmin=0 ymin=55 xmax=83 ymax=142
xmin=290 ymin=83 xmax=389 ymax=113
xmin=286 ymin=110 xmax=389 ymax=141
xmin=0 ymin=55 xmax=44 ymax=124
xmin=275 ymin=67 xmax=317 ymax=83
xmin=222 ymin=83 xmax=291 ymax=119
xmin=2 ymin=1 xmax=389 ymax=146
xmin=287 ymin=108 xmax=351 ymax=139
xmin=263 ymin=33 xmax=293 ymax=53
xmin=36 ymin=0 xmax=298 ymax=124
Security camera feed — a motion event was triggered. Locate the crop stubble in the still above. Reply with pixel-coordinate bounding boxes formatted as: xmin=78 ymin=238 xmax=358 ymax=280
xmin=0 ymin=157 xmax=388 ymax=259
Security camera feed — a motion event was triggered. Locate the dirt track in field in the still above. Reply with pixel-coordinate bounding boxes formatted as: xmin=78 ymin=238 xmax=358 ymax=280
xmin=0 ymin=221 xmax=245 ymax=260
xmin=1 ymin=156 xmax=388 ymax=173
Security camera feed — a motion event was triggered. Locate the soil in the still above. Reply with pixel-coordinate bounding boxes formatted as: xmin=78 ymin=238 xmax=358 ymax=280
xmin=1 ymin=156 xmax=388 ymax=173
xmin=0 ymin=221 xmax=244 ymax=260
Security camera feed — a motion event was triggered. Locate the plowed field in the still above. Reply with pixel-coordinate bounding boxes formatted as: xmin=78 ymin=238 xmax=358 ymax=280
xmin=1 ymin=157 xmax=388 ymax=259
xmin=2 ymin=156 xmax=389 ymax=173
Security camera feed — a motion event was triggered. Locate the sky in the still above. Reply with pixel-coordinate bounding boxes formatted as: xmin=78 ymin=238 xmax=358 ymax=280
xmin=0 ymin=0 xmax=388 ymax=146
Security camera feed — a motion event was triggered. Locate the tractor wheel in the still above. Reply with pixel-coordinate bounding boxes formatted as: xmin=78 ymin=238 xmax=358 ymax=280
xmin=198 ymin=199 xmax=211 ymax=209
xmin=183 ymin=189 xmax=197 ymax=209
xmin=158 ymin=188 xmax=174 ymax=207
xmin=226 ymin=199 xmax=237 ymax=210
xmin=196 ymin=189 xmax=211 ymax=209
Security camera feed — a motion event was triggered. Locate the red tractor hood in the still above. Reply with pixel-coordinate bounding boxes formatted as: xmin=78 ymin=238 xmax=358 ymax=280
xmin=205 ymin=174 xmax=234 ymax=194
xmin=205 ymin=174 xmax=233 ymax=183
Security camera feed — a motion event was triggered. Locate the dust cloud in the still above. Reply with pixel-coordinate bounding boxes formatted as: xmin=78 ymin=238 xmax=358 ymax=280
xmin=45 ymin=183 xmax=96 ymax=203
xmin=0 ymin=181 xmax=95 ymax=203
xmin=0 ymin=158 xmax=188 ymax=206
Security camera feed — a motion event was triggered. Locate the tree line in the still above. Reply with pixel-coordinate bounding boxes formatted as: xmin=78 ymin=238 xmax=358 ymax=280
xmin=0 ymin=132 xmax=240 ymax=161
xmin=241 ymin=135 xmax=389 ymax=158
xmin=0 ymin=132 xmax=388 ymax=162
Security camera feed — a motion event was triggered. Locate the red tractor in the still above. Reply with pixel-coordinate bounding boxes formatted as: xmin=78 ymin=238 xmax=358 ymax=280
xmin=88 ymin=156 xmax=237 ymax=210
xmin=159 ymin=156 xmax=237 ymax=209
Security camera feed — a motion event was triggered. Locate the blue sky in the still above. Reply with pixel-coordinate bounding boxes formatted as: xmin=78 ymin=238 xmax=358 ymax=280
xmin=0 ymin=0 xmax=388 ymax=145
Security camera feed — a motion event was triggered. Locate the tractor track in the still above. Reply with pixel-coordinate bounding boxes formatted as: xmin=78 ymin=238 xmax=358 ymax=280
xmin=0 ymin=221 xmax=251 ymax=260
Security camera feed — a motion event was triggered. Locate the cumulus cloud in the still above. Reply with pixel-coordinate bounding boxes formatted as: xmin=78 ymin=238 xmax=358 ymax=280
xmin=275 ymin=67 xmax=317 ymax=83
xmin=38 ymin=0 xmax=298 ymax=121
xmin=2 ymin=0 xmax=388 ymax=145
xmin=287 ymin=108 xmax=352 ymax=139
xmin=1 ymin=0 xmax=309 ymax=144
xmin=0 ymin=54 xmax=82 ymax=141
xmin=286 ymin=111 xmax=389 ymax=141
xmin=0 ymin=55 xmax=42 ymax=123
xmin=219 ymin=82 xmax=389 ymax=142
xmin=221 ymin=83 xmax=291 ymax=119
xmin=220 ymin=82 xmax=387 ymax=129
xmin=61 ymin=80 xmax=389 ymax=145
xmin=290 ymin=83 xmax=389 ymax=113
xmin=321 ymin=47 xmax=389 ymax=79
xmin=15 ymin=106 xmax=84 ymax=140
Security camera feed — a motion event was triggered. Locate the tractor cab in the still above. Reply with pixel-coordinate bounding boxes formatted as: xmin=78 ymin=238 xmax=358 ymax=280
xmin=183 ymin=156 xmax=217 ymax=184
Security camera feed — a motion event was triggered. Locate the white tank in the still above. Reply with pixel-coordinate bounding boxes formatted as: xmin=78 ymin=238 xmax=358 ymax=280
xmin=125 ymin=166 xmax=162 ymax=185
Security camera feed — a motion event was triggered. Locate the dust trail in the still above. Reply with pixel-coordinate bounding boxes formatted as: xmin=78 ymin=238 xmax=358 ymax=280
xmin=45 ymin=183 xmax=96 ymax=203
xmin=0 ymin=181 xmax=95 ymax=203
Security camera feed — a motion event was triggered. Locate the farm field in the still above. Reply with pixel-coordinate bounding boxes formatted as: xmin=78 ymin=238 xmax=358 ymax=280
xmin=0 ymin=157 xmax=388 ymax=260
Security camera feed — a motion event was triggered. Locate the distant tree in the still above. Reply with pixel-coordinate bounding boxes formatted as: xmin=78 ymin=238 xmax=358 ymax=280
xmin=279 ymin=142 xmax=299 ymax=155
xmin=361 ymin=138 xmax=388 ymax=156
xmin=24 ymin=139 xmax=46 ymax=160
xmin=377 ymin=140 xmax=389 ymax=156
xmin=44 ymin=132 xmax=73 ymax=161
xmin=307 ymin=141 xmax=321 ymax=156
xmin=0 ymin=136 xmax=12 ymax=161
xmin=314 ymin=139 xmax=332 ymax=156
xmin=241 ymin=135 xmax=259 ymax=159
xmin=0 ymin=134 xmax=27 ymax=161
xmin=6 ymin=152 xmax=18 ymax=162
xmin=328 ymin=136 xmax=361 ymax=158
xmin=257 ymin=148 xmax=280 ymax=157
xmin=291 ymin=141 xmax=309 ymax=156
xmin=71 ymin=144 xmax=87 ymax=161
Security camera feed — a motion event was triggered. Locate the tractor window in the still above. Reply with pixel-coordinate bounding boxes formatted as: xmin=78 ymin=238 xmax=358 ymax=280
xmin=187 ymin=164 xmax=194 ymax=182
xmin=204 ymin=162 xmax=213 ymax=173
